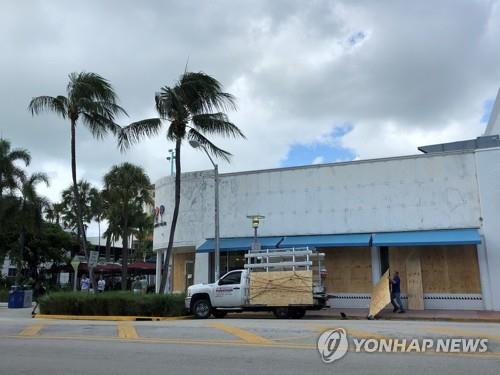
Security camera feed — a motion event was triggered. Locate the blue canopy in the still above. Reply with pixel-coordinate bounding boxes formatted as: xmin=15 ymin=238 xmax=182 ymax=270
xmin=372 ymin=228 xmax=481 ymax=247
xmin=280 ymin=233 xmax=371 ymax=248
xmin=197 ymin=236 xmax=284 ymax=253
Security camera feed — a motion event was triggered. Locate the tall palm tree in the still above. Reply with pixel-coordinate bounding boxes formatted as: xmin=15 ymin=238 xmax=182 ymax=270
xmin=0 ymin=138 xmax=31 ymax=197
xmin=15 ymin=172 xmax=49 ymax=285
xmin=103 ymin=163 xmax=153 ymax=290
xmin=29 ymin=72 xmax=126 ymax=290
xmin=119 ymin=72 xmax=245 ymax=293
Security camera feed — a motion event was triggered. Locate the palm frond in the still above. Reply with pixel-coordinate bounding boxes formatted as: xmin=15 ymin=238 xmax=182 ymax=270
xmin=117 ymin=118 xmax=162 ymax=151
xmin=187 ymin=129 xmax=232 ymax=163
xmin=8 ymin=148 xmax=31 ymax=166
xmin=155 ymin=86 xmax=187 ymax=121
xmin=191 ymin=113 xmax=245 ymax=139
xmin=28 ymin=95 xmax=68 ymax=118
xmin=68 ymin=72 xmax=118 ymax=104
xmin=81 ymin=112 xmax=122 ymax=139
xmin=179 ymin=72 xmax=237 ymax=114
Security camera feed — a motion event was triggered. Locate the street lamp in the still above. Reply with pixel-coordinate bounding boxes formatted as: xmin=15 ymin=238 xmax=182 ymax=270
xmin=246 ymin=215 xmax=265 ymax=250
xmin=166 ymin=149 xmax=176 ymax=176
xmin=189 ymin=140 xmax=220 ymax=281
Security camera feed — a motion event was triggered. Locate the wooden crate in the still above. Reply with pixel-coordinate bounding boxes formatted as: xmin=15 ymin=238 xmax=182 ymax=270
xmin=248 ymin=270 xmax=313 ymax=306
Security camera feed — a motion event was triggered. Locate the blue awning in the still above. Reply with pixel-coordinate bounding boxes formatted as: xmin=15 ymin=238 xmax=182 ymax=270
xmin=372 ymin=228 xmax=481 ymax=247
xmin=197 ymin=236 xmax=284 ymax=253
xmin=280 ymin=233 xmax=371 ymax=248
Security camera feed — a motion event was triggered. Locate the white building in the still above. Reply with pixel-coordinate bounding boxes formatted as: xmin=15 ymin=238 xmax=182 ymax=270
xmin=153 ymin=90 xmax=500 ymax=311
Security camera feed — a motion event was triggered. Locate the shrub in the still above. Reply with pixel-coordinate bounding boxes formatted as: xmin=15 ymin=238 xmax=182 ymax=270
xmin=39 ymin=291 xmax=187 ymax=316
xmin=0 ymin=289 xmax=8 ymax=302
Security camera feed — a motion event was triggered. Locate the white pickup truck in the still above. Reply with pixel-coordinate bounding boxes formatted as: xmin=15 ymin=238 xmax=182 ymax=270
xmin=185 ymin=247 xmax=327 ymax=319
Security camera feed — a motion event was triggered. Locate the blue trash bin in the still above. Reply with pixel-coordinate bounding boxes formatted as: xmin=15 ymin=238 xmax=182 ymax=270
xmin=8 ymin=289 xmax=25 ymax=308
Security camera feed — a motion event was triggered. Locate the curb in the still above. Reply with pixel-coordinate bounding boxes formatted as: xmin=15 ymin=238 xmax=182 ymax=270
xmin=34 ymin=314 xmax=191 ymax=322
xmin=306 ymin=314 xmax=500 ymax=323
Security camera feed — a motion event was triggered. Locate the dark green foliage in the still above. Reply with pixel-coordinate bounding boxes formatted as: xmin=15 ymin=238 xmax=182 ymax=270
xmin=39 ymin=292 xmax=186 ymax=317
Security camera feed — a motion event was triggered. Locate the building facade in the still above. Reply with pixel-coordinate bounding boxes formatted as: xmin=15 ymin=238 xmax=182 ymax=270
xmin=153 ymin=145 xmax=500 ymax=311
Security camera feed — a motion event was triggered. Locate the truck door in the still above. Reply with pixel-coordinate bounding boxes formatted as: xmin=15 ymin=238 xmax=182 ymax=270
xmin=214 ymin=270 xmax=243 ymax=307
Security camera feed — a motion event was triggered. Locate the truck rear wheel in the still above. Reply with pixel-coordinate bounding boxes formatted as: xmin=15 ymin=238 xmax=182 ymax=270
xmin=273 ymin=307 xmax=289 ymax=319
xmin=289 ymin=308 xmax=306 ymax=319
xmin=192 ymin=299 xmax=211 ymax=319
xmin=212 ymin=309 xmax=227 ymax=319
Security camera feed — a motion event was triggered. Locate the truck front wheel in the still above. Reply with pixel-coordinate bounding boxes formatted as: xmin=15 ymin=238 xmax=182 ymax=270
xmin=192 ymin=299 xmax=211 ymax=319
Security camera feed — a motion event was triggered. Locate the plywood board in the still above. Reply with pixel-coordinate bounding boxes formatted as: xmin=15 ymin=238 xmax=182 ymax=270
xmin=322 ymin=247 xmax=372 ymax=293
xmin=172 ymin=252 xmax=195 ymax=293
xmin=369 ymin=269 xmax=392 ymax=317
xmin=248 ymin=270 xmax=313 ymax=306
xmin=406 ymin=251 xmax=424 ymax=310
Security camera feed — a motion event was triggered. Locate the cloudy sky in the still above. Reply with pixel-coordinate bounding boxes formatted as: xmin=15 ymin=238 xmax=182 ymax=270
xmin=1 ymin=1 xmax=500 ymax=235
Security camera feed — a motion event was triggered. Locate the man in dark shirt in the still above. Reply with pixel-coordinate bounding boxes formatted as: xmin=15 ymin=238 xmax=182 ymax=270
xmin=390 ymin=272 xmax=405 ymax=313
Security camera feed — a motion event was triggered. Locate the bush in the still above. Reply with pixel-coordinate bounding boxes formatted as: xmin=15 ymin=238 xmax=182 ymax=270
xmin=0 ymin=289 xmax=8 ymax=302
xmin=39 ymin=292 xmax=187 ymax=317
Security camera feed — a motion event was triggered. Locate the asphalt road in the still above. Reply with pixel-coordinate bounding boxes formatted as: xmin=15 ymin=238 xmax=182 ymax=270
xmin=1 ymin=308 xmax=499 ymax=375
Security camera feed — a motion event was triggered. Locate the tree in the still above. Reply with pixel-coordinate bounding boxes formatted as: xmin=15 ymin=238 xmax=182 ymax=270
xmin=28 ymin=72 xmax=126 ymax=290
xmin=15 ymin=172 xmax=50 ymax=285
xmin=0 ymin=138 xmax=31 ymax=197
xmin=59 ymin=181 xmax=97 ymax=238
xmin=119 ymin=72 xmax=244 ymax=293
xmin=90 ymin=189 xmax=106 ymax=250
xmin=103 ymin=163 xmax=153 ymax=290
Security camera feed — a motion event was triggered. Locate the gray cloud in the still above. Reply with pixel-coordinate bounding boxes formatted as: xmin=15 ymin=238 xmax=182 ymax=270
xmin=1 ymin=0 xmax=500 ymax=233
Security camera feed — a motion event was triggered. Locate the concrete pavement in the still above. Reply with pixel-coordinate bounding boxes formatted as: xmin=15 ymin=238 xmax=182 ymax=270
xmin=1 ymin=306 xmax=500 ymax=374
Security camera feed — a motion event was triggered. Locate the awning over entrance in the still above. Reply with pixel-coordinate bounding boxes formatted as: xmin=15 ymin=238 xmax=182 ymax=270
xmin=280 ymin=233 xmax=371 ymax=248
xmin=372 ymin=228 xmax=481 ymax=247
xmin=197 ymin=236 xmax=284 ymax=253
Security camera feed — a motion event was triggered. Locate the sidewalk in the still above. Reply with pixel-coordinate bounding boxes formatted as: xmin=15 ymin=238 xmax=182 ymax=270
xmin=307 ymin=308 xmax=500 ymax=323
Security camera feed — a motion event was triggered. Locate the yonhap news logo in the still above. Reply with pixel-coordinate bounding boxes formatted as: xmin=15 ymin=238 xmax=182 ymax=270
xmin=317 ymin=328 xmax=489 ymax=364
xmin=317 ymin=328 xmax=348 ymax=363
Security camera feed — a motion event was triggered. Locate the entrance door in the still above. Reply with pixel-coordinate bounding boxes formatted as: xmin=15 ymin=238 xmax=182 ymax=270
xmin=185 ymin=261 xmax=194 ymax=292
xmin=213 ymin=270 xmax=243 ymax=307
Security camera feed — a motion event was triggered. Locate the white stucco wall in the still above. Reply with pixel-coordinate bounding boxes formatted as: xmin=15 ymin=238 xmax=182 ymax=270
xmin=474 ymin=147 xmax=500 ymax=310
xmin=154 ymin=151 xmax=481 ymax=252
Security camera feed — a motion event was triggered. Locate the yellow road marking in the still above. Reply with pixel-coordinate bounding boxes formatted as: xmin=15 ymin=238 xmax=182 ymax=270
xmin=19 ymin=322 xmax=46 ymax=337
xmin=117 ymin=322 xmax=139 ymax=339
xmin=308 ymin=324 xmax=387 ymax=340
xmin=425 ymin=326 xmax=500 ymax=342
xmin=35 ymin=314 xmax=189 ymax=321
xmin=209 ymin=322 xmax=275 ymax=345
xmin=3 ymin=334 xmax=500 ymax=359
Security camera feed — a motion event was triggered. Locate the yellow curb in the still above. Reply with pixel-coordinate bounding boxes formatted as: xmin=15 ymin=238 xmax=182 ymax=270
xmin=35 ymin=314 xmax=191 ymax=322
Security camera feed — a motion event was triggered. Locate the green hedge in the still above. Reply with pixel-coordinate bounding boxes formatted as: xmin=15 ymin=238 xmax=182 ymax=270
xmin=0 ymin=289 xmax=8 ymax=302
xmin=39 ymin=292 xmax=187 ymax=317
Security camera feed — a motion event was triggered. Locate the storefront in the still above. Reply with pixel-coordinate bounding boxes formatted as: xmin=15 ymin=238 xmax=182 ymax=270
xmin=153 ymin=146 xmax=500 ymax=311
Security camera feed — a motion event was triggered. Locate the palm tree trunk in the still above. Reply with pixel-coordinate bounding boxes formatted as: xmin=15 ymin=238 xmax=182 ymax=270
xmin=15 ymin=228 xmax=25 ymax=286
xmin=70 ymin=119 xmax=96 ymax=291
xmin=121 ymin=218 xmax=129 ymax=290
xmin=105 ymin=235 xmax=111 ymax=263
xmin=159 ymin=138 xmax=181 ymax=293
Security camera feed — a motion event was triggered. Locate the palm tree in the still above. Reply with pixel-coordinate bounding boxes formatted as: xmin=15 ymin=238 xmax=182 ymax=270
xmin=90 ymin=189 xmax=105 ymax=251
xmin=15 ymin=172 xmax=49 ymax=285
xmin=119 ymin=72 xmax=245 ymax=293
xmin=60 ymin=181 xmax=97 ymax=238
xmin=0 ymin=139 xmax=31 ymax=197
xmin=28 ymin=72 xmax=126 ymax=290
xmin=103 ymin=163 xmax=153 ymax=290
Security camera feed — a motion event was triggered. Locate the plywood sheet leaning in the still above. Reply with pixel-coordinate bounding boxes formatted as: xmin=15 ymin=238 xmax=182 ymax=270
xmin=369 ymin=269 xmax=392 ymax=317
xmin=248 ymin=270 xmax=313 ymax=306
xmin=406 ymin=250 xmax=424 ymax=310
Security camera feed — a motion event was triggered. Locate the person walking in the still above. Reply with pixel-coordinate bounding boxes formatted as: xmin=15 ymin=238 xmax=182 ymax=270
xmin=31 ymin=281 xmax=46 ymax=316
xmin=97 ymin=275 xmax=106 ymax=293
xmin=390 ymin=271 xmax=405 ymax=313
xmin=80 ymin=274 xmax=90 ymax=293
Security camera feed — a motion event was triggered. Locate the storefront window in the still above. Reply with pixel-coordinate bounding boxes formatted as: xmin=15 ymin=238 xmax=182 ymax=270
xmin=210 ymin=250 xmax=246 ymax=281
